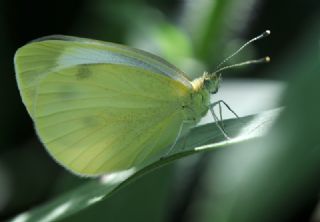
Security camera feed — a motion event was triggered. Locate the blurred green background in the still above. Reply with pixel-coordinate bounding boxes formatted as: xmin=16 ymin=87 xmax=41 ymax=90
xmin=1 ymin=0 xmax=320 ymax=221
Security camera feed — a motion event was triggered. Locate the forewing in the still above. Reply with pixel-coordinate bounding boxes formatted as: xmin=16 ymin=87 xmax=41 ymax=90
xmin=33 ymin=64 xmax=189 ymax=176
xmin=14 ymin=35 xmax=192 ymax=116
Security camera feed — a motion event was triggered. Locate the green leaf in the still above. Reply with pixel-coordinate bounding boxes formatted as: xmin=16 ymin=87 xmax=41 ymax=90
xmin=8 ymin=109 xmax=280 ymax=222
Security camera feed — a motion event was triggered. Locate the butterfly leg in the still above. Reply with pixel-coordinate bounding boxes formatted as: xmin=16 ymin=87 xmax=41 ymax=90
xmin=179 ymin=132 xmax=189 ymax=151
xmin=209 ymin=100 xmax=239 ymax=139
xmin=210 ymin=100 xmax=239 ymax=119
xmin=161 ymin=123 xmax=185 ymax=159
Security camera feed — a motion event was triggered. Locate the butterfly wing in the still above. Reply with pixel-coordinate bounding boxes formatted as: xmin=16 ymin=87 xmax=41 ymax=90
xmin=19 ymin=61 xmax=191 ymax=176
xmin=14 ymin=35 xmax=192 ymax=117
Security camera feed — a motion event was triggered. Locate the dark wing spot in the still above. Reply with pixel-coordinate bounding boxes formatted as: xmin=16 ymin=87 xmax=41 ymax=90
xmin=82 ymin=116 xmax=101 ymax=128
xmin=58 ymin=88 xmax=75 ymax=99
xmin=76 ymin=65 xmax=92 ymax=80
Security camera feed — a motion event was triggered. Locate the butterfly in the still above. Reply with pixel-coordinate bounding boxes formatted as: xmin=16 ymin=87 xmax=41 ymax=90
xmin=14 ymin=31 xmax=270 ymax=176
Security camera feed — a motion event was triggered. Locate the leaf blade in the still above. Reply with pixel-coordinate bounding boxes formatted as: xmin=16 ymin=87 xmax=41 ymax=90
xmin=8 ymin=109 xmax=280 ymax=222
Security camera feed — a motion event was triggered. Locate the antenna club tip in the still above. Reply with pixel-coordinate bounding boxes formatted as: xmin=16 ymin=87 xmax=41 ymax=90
xmin=265 ymin=56 xmax=271 ymax=62
xmin=262 ymin=30 xmax=271 ymax=37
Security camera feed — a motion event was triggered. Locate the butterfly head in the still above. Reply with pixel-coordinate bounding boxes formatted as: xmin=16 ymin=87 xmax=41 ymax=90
xmin=203 ymin=72 xmax=221 ymax=94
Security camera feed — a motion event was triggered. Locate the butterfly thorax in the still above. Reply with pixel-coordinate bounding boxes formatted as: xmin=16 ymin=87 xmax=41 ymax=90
xmin=183 ymin=72 xmax=220 ymax=123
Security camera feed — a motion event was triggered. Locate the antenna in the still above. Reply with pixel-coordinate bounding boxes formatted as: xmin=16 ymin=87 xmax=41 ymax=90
xmin=214 ymin=56 xmax=270 ymax=74
xmin=216 ymin=30 xmax=271 ymax=69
